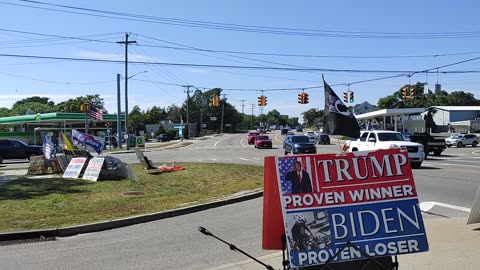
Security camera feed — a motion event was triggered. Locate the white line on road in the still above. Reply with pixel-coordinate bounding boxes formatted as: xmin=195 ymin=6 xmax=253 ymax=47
xmin=422 ymin=162 xmax=480 ymax=169
xmin=419 ymin=201 xmax=471 ymax=213
xmin=240 ymin=136 xmax=247 ymax=147
xmin=214 ymin=138 xmax=224 ymax=147
xmin=239 ymin=158 xmax=248 ymax=160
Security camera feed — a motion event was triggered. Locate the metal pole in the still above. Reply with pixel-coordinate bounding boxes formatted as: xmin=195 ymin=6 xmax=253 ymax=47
xmin=85 ymin=104 xmax=89 ymax=134
xmin=220 ymin=99 xmax=225 ymax=133
xmin=116 ymin=74 xmax=123 ymax=148
xmin=124 ymin=34 xmax=129 ymax=150
xmin=251 ymin=104 xmax=254 ymax=130
xmin=117 ymin=33 xmax=136 ymax=150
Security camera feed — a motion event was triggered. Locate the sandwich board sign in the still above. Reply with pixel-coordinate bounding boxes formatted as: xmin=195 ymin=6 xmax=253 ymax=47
xmin=82 ymin=157 xmax=105 ymax=181
xmin=273 ymin=148 xmax=428 ymax=268
xmin=62 ymin=157 xmax=87 ymax=179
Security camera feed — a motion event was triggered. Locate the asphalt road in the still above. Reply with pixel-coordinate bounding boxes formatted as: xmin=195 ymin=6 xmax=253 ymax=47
xmin=1 ymin=132 xmax=479 ymax=269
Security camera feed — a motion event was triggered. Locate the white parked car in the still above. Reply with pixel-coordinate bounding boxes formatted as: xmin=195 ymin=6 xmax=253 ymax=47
xmin=304 ymin=131 xmax=316 ymax=141
xmin=445 ymin=134 xmax=478 ymax=148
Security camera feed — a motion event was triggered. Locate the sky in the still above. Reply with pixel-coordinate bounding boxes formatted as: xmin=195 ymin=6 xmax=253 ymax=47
xmin=1 ymin=0 xmax=480 ymax=121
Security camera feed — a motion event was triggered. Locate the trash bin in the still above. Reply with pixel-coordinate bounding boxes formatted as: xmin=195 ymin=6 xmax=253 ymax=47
xmin=128 ymin=136 xmax=136 ymax=147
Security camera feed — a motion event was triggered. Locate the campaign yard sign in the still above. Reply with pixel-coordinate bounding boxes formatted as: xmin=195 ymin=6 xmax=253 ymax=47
xmin=276 ymin=148 xmax=428 ymax=268
xmin=82 ymin=158 xmax=105 ymax=181
xmin=62 ymin=157 xmax=87 ymax=179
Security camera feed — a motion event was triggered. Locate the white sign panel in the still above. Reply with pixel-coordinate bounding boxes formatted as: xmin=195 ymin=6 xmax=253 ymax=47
xmin=82 ymin=158 xmax=105 ymax=181
xmin=62 ymin=158 xmax=87 ymax=179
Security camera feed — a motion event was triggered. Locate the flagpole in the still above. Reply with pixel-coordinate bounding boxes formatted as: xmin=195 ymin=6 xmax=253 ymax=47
xmin=337 ymin=137 xmax=343 ymax=153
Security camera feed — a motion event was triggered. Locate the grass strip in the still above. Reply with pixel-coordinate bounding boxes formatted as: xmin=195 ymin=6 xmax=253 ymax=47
xmin=0 ymin=162 xmax=263 ymax=232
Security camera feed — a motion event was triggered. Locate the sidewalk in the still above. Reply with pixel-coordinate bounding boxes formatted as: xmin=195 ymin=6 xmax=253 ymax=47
xmin=206 ymin=217 xmax=480 ymax=270
xmin=0 ymin=169 xmax=28 ymax=184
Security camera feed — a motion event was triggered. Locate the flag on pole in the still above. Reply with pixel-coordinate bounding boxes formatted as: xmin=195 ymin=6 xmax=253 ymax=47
xmin=88 ymin=105 xmax=103 ymax=121
xmin=42 ymin=134 xmax=56 ymax=159
xmin=61 ymin=132 xmax=75 ymax=151
xmin=323 ymin=76 xmax=360 ymax=138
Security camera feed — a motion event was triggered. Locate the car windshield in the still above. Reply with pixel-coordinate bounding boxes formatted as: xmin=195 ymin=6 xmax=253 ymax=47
xmin=451 ymin=135 xmax=461 ymax=139
xmin=249 ymin=132 xmax=259 ymax=136
xmin=291 ymin=136 xmax=310 ymax=143
xmin=257 ymin=135 xmax=269 ymax=140
xmin=377 ymin=132 xmax=405 ymax=141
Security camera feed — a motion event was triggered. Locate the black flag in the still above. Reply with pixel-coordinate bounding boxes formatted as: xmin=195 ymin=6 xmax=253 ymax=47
xmin=323 ymin=77 xmax=360 ymax=138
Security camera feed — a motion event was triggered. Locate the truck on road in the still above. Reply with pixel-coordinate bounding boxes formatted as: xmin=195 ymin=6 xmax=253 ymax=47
xmin=344 ymin=130 xmax=425 ymax=169
xmin=407 ymin=132 xmax=446 ymax=158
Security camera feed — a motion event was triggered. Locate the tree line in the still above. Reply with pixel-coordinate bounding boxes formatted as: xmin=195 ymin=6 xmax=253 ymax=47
xmin=1 ymin=83 xmax=478 ymax=133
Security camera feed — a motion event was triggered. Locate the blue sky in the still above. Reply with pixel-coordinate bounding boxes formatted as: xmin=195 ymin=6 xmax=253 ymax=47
xmin=1 ymin=0 xmax=479 ymax=121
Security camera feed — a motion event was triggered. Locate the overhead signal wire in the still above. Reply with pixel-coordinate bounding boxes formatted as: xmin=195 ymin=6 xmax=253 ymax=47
xmin=4 ymin=0 xmax=480 ymax=39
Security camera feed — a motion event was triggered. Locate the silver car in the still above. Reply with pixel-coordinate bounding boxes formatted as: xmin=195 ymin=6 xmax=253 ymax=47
xmin=445 ymin=134 xmax=478 ymax=147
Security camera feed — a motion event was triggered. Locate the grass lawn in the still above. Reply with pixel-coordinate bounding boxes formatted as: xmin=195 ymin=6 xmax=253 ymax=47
xmin=0 ymin=163 xmax=263 ymax=232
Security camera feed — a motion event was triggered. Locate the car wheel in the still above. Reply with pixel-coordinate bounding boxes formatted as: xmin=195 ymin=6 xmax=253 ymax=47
xmin=457 ymin=142 xmax=464 ymax=148
xmin=411 ymin=162 xmax=422 ymax=169
xmin=473 ymin=141 xmax=478 ymax=147
xmin=433 ymin=150 xmax=442 ymax=156
xmin=446 ymin=145 xmax=451 ymax=148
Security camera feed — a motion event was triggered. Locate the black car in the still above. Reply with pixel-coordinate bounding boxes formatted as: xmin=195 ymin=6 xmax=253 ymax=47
xmin=317 ymin=134 xmax=330 ymax=145
xmin=281 ymin=128 xmax=289 ymax=135
xmin=0 ymin=139 xmax=43 ymax=163
xmin=283 ymin=135 xmax=317 ymax=155
xmin=157 ymin=134 xmax=170 ymax=142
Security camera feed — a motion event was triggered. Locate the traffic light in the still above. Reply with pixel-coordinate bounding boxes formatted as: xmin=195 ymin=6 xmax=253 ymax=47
xmin=349 ymin=91 xmax=354 ymax=103
xmin=410 ymin=87 xmax=416 ymax=98
xmin=298 ymin=93 xmax=303 ymax=104
xmin=258 ymin=96 xmax=263 ymax=106
xmin=263 ymin=96 xmax=268 ymax=106
xmin=80 ymin=103 xmax=89 ymax=112
xmin=212 ymin=95 xmax=220 ymax=106
xmin=401 ymin=87 xmax=408 ymax=99
xmin=343 ymin=91 xmax=349 ymax=103
xmin=303 ymin=93 xmax=309 ymax=104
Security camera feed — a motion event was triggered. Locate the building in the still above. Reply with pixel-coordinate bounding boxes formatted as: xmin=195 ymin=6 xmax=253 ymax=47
xmin=354 ymin=108 xmax=426 ymax=133
xmin=423 ymin=106 xmax=480 ymax=132
xmin=353 ymin=101 xmax=376 ymax=115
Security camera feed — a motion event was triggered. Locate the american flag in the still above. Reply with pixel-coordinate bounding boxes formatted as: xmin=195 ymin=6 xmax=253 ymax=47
xmin=89 ymin=105 xmax=103 ymax=121
xmin=278 ymin=156 xmax=318 ymax=194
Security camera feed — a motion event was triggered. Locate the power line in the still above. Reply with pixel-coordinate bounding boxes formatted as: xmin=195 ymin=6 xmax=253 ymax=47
xmin=5 ymin=0 xmax=480 ymax=39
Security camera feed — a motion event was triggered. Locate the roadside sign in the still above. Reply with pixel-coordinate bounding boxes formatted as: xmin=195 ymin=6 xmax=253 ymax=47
xmin=210 ymin=117 xmax=217 ymax=121
xmin=201 ymin=124 xmax=207 ymax=128
xmin=271 ymin=148 xmax=428 ymax=268
xmin=62 ymin=157 xmax=87 ymax=179
xmin=82 ymin=157 xmax=104 ymax=181
xmin=225 ymin=123 xmax=231 ymax=127
xmin=135 ymin=136 xmax=145 ymax=147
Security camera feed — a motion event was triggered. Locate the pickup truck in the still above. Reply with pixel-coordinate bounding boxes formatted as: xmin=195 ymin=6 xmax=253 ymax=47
xmin=345 ymin=130 xmax=425 ymax=169
xmin=407 ymin=132 xmax=446 ymax=158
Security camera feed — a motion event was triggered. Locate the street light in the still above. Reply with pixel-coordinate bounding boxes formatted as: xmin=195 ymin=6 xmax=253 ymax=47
xmin=123 ymin=70 xmax=147 ymax=150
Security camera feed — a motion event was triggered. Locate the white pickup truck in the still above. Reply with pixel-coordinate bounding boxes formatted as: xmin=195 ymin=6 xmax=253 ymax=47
xmin=345 ymin=130 xmax=425 ymax=169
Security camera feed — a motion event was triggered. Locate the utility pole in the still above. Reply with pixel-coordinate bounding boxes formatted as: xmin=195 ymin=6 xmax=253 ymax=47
xmin=240 ymin=99 xmax=246 ymax=114
xmin=183 ymin=85 xmax=193 ymax=138
xmin=220 ymin=94 xmax=227 ymax=133
xmin=250 ymin=104 xmax=255 ymax=130
xmin=116 ymin=74 xmax=122 ymax=148
xmin=117 ymin=33 xmax=137 ymax=150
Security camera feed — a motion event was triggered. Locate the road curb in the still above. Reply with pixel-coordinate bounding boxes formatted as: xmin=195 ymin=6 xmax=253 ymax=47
xmin=0 ymin=190 xmax=263 ymax=241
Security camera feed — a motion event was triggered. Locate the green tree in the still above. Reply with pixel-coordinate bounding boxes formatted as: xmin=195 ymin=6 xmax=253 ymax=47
xmin=377 ymin=95 xmax=401 ymax=109
xmin=144 ymin=106 xmax=165 ymax=124
xmin=12 ymin=96 xmax=55 ymax=107
xmin=10 ymin=102 xmax=56 ymax=115
xmin=302 ymin=108 xmax=324 ymax=127
xmin=56 ymin=94 xmax=104 ymax=113
xmin=128 ymin=105 xmax=146 ymax=134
